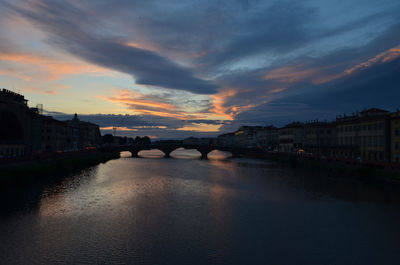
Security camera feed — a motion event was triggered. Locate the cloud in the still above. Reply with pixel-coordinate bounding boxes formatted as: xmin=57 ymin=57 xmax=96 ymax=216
xmin=345 ymin=45 xmax=400 ymax=74
xmin=2 ymin=0 xmax=400 ymax=139
xmin=98 ymin=88 xmax=238 ymax=121
xmin=197 ymin=1 xmax=317 ymax=69
xmin=5 ymin=0 xmax=218 ymax=94
xmin=100 ymin=126 xmax=138 ymax=132
xmin=220 ymin=55 xmax=400 ymax=131
xmin=0 ymin=50 xmax=116 ymax=81
xmin=45 ymin=110 xmax=229 ymax=138
xmin=176 ymin=123 xmax=222 ymax=132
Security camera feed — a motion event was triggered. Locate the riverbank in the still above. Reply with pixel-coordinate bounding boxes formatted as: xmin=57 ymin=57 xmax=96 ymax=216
xmin=0 ymin=150 xmax=120 ymax=184
xmin=240 ymin=150 xmax=400 ymax=180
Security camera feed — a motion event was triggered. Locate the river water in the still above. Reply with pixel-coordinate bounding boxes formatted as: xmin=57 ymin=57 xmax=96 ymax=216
xmin=1 ymin=149 xmax=400 ymax=265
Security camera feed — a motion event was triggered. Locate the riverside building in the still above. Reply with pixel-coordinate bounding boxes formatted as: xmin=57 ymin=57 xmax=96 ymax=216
xmin=335 ymin=108 xmax=390 ymax=162
xmin=278 ymin=122 xmax=305 ymax=153
xmin=303 ymin=121 xmax=336 ymax=156
xmin=0 ymin=89 xmax=101 ymax=158
xmin=391 ymin=110 xmax=400 ymax=163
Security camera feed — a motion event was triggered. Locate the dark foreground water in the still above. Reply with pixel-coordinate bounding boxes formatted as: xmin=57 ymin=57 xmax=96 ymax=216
xmin=1 ymin=150 xmax=400 ymax=265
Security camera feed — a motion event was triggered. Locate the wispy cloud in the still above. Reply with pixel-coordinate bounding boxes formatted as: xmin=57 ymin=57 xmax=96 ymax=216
xmin=0 ymin=50 xmax=116 ymax=81
xmin=4 ymin=0 xmax=218 ymax=94
xmin=345 ymin=45 xmax=400 ymax=74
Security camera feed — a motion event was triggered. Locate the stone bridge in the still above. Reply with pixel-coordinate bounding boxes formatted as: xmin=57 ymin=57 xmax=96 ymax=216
xmin=115 ymin=140 xmax=246 ymax=159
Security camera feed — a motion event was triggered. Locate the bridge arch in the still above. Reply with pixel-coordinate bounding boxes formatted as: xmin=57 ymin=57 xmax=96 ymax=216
xmin=170 ymin=148 xmax=201 ymax=159
xmin=123 ymin=143 xmax=244 ymax=159
xmin=137 ymin=149 xmax=165 ymax=158
xmin=207 ymin=149 xmax=233 ymax=159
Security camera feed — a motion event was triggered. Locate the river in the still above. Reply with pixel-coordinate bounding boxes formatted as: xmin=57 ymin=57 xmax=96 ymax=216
xmin=1 ymin=149 xmax=400 ymax=264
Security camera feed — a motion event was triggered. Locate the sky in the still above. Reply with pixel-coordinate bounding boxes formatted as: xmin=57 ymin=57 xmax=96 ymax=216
xmin=1 ymin=0 xmax=400 ymax=139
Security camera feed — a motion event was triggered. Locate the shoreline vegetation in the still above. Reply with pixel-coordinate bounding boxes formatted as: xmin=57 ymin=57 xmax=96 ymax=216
xmin=1 ymin=148 xmax=399 ymax=185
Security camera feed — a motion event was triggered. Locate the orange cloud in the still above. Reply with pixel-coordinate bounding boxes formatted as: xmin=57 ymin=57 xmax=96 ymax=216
xmin=99 ymin=89 xmax=201 ymax=119
xmin=124 ymin=41 xmax=159 ymax=52
xmin=263 ymin=63 xmax=345 ymax=85
xmin=269 ymin=87 xmax=286 ymax=94
xmin=0 ymin=68 xmax=32 ymax=81
xmin=345 ymin=45 xmax=400 ymax=75
xmin=101 ymin=125 xmax=168 ymax=132
xmin=0 ymin=51 xmax=116 ymax=81
xmin=101 ymin=126 xmax=138 ymax=131
xmin=209 ymin=88 xmax=265 ymax=120
xmin=177 ymin=123 xmax=222 ymax=132
xmin=102 ymin=95 xmax=176 ymax=110
xmin=100 ymin=88 xmax=239 ymax=123
xmin=263 ymin=65 xmax=317 ymax=84
xmin=210 ymin=89 xmax=237 ymax=120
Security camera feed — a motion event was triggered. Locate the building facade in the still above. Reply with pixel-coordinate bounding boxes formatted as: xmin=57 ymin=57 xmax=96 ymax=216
xmin=279 ymin=122 xmax=305 ymax=153
xmin=41 ymin=116 xmax=69 ymax=153
xmin=303 ymin=121 xmax=336 ymax=155
xmin=390 ymin=110 xmax=400 ymax=163
xmin=65 ymin=114 xmax=101 ymax=150
xmin=335 ymin=108 xmax=390 ymax=162
xmin=254 ymin=126 xmax=279 ymax=150
xmin=0 ymin=90 xmax=102 ymax=158
xmin=0 ymin=89 xmax=43 ymax=157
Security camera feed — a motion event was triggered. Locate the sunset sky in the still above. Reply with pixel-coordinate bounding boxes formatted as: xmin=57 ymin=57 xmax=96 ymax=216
xmin=1 ymin=0 xmax=400 ymax=139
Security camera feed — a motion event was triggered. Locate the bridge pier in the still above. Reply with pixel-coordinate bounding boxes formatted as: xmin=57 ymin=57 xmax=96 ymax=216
xmin=129 ymin=148 xmax=140 ymax=158
xmin=158 ymin=147 xmax=176 ymax=158
xmin=200 ymin=151 xmax=208 ymax=159
xmin=195 ymin=147 xmax=214 ymax=160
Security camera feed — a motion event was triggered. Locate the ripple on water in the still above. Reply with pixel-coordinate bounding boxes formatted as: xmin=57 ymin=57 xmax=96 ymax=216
xmin=1 ymin=156 xmax=400 ymax=265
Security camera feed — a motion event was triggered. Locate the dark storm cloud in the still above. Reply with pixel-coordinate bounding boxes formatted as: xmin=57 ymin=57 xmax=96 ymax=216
xmin=4 ymin=1 xmax=217 ymax=94
xmin=197 ymin=1 xmax=317 ymax=68
xmin=220 ymin=55 xmax=400 ymax=132
xmin=289 ymin=58 xmax=400 ymax=113
xmin=217 ymin=23 xmax=400 ymax=131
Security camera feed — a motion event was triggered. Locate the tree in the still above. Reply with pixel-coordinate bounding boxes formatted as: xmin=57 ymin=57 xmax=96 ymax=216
xmin=134 ymin=136 xmax=142 ymax=145
xmin=134 ymin=136 xmax=151 ymax=145
xmin=142 ymin=136 xmax=151 ymax=145
xmin=102 ymin=134 xmax=114 ymax=144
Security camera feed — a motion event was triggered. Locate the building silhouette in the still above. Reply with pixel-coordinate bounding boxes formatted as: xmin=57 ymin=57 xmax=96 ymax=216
xmin=0 ymin=89 xmax=101 ymax=158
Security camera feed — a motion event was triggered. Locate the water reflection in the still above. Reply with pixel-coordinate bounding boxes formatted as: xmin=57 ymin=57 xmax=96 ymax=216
xmin=207 ymin=150 xmax=232 ymax=160
xmin=137 ymin=148 xmax=232 ymax=160
xmin=138 ymin=149 xmax=164 ymax=158
xmin=171 ymin=148 xmax=201 ymax=159
xmin=1 ymin=157 xmax=400 ymax=265
xmin=120 ymin=151 xmax=132 ymax=158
